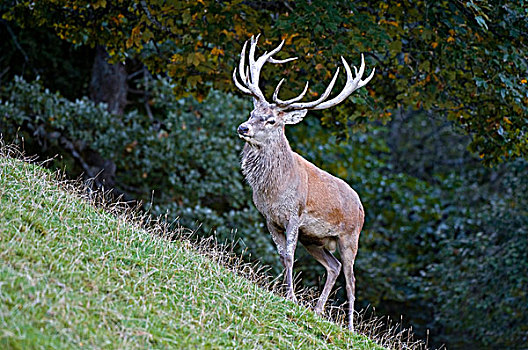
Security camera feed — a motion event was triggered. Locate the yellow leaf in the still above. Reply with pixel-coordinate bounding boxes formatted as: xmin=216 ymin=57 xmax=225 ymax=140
xmin=211 ymin=47 xmax=224 ymax=56
xmin=431 ymin=42 xmax=438 ymax=49
xmin=379 ymin=19 xmax=398 ymax=27
xmin=189 ymin=52 xmax=205 ymax=67
xmin=281 ymin=33 xmax=299 ymax=45
xmin=92 ymin=0 xmax=106 ymax=9
xmin=503 ymin=117 xmax=512 ymax=125
xmin=131 ymin=25 xmax=141 ymax=36
xmin=170 ymin=54 xmax=182 ymax=63
xmin=234 ymin=23 xmax=247 ymax=37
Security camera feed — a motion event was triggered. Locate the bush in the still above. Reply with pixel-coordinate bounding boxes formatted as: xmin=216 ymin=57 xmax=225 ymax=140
xmin=427 ymin=161 xmax=528 ymax=348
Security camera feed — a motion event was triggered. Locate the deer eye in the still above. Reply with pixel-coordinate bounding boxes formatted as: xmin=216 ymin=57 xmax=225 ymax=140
xmin=266 ymin=119 xmax=276 ymax=125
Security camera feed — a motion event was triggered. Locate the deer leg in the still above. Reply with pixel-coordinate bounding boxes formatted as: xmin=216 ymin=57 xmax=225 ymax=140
xmin=303 ymin=244 xmax=341 ymax=315
xmin=284 ymin=217 xmax=300 ymax=301
xmin=338 ymin=234 xmax=359 ymax=332
xmin=267 ymin=220 xmax=297 ymax=302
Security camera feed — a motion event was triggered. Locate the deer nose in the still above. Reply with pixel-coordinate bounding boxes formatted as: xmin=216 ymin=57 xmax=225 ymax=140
xmin=237 ymin=124 xmax=249 ymax=135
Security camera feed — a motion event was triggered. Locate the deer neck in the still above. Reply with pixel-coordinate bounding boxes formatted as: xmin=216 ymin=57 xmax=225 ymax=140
xmin=241 ymin=132 xmax=297 ymax=195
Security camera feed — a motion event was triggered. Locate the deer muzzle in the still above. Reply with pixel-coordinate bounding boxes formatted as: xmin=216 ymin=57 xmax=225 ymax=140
xmin=237 ymin=124 xmax=250 ymax=136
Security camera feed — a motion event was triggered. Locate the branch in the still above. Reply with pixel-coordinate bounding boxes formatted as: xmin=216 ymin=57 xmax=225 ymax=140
xmin=1 ymin=19 xmax=38 ymax=76
xmin=139 ymin=1 xmax=168 ymax=32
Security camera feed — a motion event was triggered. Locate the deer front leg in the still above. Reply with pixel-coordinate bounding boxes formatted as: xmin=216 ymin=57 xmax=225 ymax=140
xmin=283 ymin=216 xmax=300 ymax=301
xmin=267 ymin=217 xmax=299 ymax=302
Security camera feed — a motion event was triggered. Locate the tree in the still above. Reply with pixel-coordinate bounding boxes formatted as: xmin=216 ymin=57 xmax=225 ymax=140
xmin=2 ymin=0 xmax=526 ymax=164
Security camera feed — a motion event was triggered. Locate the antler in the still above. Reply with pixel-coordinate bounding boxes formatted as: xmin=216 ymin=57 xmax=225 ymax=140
xmin=233 ymin=34 xmax=297 ymax=104
xmin=233 ymin=35 xmax=375 ymax=111
xmin=274 ymin=54 xmax=375 ymax=111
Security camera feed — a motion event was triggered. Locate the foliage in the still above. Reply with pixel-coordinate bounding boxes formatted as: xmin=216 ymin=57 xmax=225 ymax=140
xmin=0 ymin=19 xmax=93 ymax=99
xmin=427 ymin=162 xmax=528 ymax=348
xmin=2 ymin=0 xmax=527 ymax=164
xmin=0 ymin=154 xmax=382 ymax=349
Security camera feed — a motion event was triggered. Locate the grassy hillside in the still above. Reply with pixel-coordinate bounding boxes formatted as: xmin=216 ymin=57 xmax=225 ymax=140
xmin=0 ymin=150 xmax=386 ymax=349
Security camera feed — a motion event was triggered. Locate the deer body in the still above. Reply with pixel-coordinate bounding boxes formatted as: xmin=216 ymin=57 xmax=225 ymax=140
xmin=233 ymin=35 xmax=374 ymax=331
xmin=242 ymin=141 xmax=363 ymax=251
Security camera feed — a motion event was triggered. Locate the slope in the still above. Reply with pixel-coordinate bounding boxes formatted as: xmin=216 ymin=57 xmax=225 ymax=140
xmin=0 ymin=152 xmax=383 ymax=349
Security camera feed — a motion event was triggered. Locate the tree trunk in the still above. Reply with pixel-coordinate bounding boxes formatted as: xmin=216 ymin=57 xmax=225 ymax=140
xmin=82 ymin=45 xmax=128 ymax=193
xmin=90 ymin=45 xmax=128 ymax=115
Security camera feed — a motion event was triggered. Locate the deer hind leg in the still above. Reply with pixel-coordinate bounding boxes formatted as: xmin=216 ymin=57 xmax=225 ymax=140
xmin=303 ymin=244 xmax=342 ymax=315
xmin=338 ymin=234 xmax=359 ymax=331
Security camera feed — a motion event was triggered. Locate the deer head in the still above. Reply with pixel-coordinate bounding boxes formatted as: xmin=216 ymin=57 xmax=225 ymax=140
xmin=234 ymin=34 xmax=375 ymax=146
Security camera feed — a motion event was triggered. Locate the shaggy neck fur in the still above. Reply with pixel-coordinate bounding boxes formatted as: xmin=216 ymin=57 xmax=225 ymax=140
xmin=241 ymin=132 xmax=296 ymax=196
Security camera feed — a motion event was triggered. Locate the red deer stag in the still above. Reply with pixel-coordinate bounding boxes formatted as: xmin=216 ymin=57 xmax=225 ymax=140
xmin=233 ymin=34 xmax=375 ymax=331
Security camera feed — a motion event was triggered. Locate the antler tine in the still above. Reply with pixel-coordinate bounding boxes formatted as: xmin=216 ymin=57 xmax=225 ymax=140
xmin=282 ymin=54 xmax=374 ymax=111
xmin=281 ymin=67 xmax=341 ymax=110
xmin=273 ymin=80 xmax=309 ymax=106
xmin=357 ymin=64 xmax=376 ymax=89
xmin=249 ymin=37 xmax=299 ymax=87
xmin=268 ymin=57 xmax=298 ymax=64
xmin=310 ymin=54 xmax=371 ymax=110
xmin=233 ymin=38 xmax=258 ymax=97
xmin=272 ymin=78 xmax=286 ymax=102
xmin=233 ymin=68 xmax=252 ymax=95
xmin=238 ymin=40 xmax=248 ymax=84
xmin=248 ymin=35 xmax=261 ymax=88
xmin=252 ymin=39 xmax=285 ymax=86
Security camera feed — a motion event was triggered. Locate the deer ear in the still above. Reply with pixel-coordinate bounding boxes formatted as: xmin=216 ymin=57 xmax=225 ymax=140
xmin=282 ymin=110 xmax=308 ymax=125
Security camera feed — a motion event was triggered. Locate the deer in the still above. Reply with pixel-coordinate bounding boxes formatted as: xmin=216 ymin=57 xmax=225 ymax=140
xmin=232 ymin=34 xmax=375 ymax=331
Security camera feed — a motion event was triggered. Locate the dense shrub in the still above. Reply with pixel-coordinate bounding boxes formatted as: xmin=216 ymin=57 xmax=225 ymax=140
xmin=427 ymin=163 xmax=528 ymax=348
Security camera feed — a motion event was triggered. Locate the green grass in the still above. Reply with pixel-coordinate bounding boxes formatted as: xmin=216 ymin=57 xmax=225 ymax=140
xmin=0 ymin=151 xmax=385 ymax=349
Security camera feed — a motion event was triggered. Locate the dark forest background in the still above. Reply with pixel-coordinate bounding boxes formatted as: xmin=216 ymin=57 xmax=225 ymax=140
xmin=1 ymin=1 xmax=527 ymax=349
